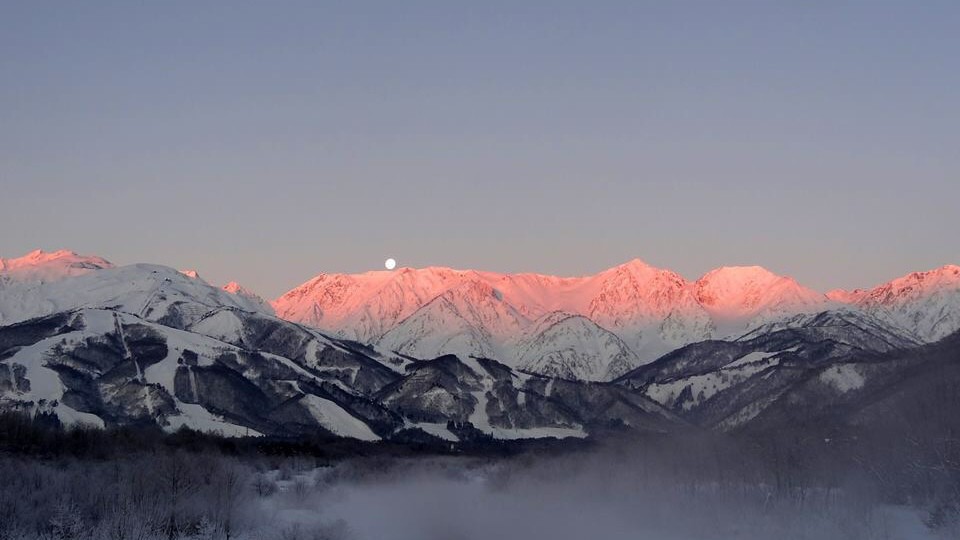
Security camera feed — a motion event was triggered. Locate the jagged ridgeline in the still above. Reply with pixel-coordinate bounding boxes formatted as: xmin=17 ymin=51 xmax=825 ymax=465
xmin=1 ymin=249 xmax=959 ymax=442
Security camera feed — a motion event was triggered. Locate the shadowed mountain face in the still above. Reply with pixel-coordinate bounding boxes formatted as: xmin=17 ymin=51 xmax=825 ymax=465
xmin=1 ymin=249 xmax=958 ymax=444
xmin=615 ymin=310 xmax=927 ymax=430
xmin=0 ymin=308 xmax=679 ymax=442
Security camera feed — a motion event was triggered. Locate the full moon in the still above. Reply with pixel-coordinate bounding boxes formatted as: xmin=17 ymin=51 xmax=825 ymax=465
xmin=384 ymin=258 xmax=397 ymax=270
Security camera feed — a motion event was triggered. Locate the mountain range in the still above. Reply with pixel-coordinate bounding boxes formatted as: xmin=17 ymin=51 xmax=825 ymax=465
xmin=1 ymin=249 xmax=958 ymax=443
xmin=274 ymin=258 xmax=960 ymax=380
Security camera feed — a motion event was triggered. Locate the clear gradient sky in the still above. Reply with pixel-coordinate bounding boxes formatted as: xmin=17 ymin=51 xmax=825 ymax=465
xmin=2 ymin=1 xmax=958 ymax=298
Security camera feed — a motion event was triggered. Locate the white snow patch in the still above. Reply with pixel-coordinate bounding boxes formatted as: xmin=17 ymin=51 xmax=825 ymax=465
xmin=411 ymin=422 xmax=459 ymax=442
xmin=55 ymin=403 xmax=105 ymax=429
xmin=166 ymin=403 xmax=262 ymax=437
xmin=646 ymin=358 xmax=780 ymax=410
xmin=820 ymin=364 xmax=866 ymax=393
xmin=459 ymin=356 xmax=488 ymax=378
xmin=301 ymin=394 xmax=380 ymax=441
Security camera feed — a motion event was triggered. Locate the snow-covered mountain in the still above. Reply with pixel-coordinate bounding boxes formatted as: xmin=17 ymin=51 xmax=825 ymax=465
xmin=0 ymin=249 xmax=113 ymax=283
xmin=0 ymin=261 xmax=271 ymax=328
xmin=273 ymin=267 xmax=468 ymax=343
xmin=273 ymin=260 xmax=837 ymax=380
xmin=222 ymin=281 xmax=273 ymax=315
xmin=275 ymin=259 xmax=960 ymax=381
xmin=514 ymin=312 xmax=640 ymax=381
xmin=617 ymin=309 xmax=923 ymax=430
xmin=0 ymin=250 xmax=677 ymax=441
xmin=694 ymin=266 xmax=828 ymax=333
xmin=828 ymin=265 xmax=960 ymax=342
xmin=2 ymin=248 xmax=959 ymax=442
xmin=377 ymin=278 xmax=528 ymax=361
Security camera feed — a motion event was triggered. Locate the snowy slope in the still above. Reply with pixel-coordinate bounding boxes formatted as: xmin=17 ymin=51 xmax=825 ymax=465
xmin=737 ymin=309 xmax=921 ymax=352
xmin=377 ymin=279 xmax=528 ymax=361
xmin=618 ymin=308 xmax=925 ymax=430
xmin=515 ymin=312 xmax=640 ymax=381
xmin=0 ymin=308 xmax=395 ymax=439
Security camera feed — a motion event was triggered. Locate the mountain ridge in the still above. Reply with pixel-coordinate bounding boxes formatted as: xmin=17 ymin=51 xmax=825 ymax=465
xmin=2 ymin=248 xmax=959 ymax=444
xmin=272 ymin=258 xmax=960 ymax=379
xmin=6 ymin=249 xmax=960 ymax=382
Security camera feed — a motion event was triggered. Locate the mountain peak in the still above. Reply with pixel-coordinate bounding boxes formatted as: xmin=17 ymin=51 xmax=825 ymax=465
xmin=0 ymin=249 xmax=113 ymax=277
xmin=826 ymin=288 xmax=869 ymax=304
xmin=619 ymin=258 xmax=654 ymax=269
xmin=222 ymin=281 xmax=246 ymax=294
xmin=864 ymin=264 xmax=960 ymax=303
xmin=604 ymin=258 xmax=659 ymax=277
xmin=223 ymin=281 xmax=272 ymax=314
xmin=695 ymin=265 xmax=825 ymax=321
xmin=699 ymin=265 xmax=780 ymax=282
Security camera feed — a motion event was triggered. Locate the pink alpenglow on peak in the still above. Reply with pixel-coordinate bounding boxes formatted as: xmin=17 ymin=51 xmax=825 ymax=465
xmin=860 ymin=265 xmax=960 ymax=305
xmin=271 ymin=259 xmax=823 ymax=377
xmin=826 ymin=289 xmax=870 ymax=304
xmin=222 ymin=281 xmax=250 ymax=295
xmin=827 ymin=265 xmax=960 ymax=309
xmin=2 ymin=247 xmax=959 ymax=382
xmin=0 ymin=249 xmax=113 ymax=282
xmin=828 ymin=265 xmax=960 ymax=342
xmin=272 ymin=259 xmax=960 ymax=379
xmin=695 ymin=266 xmax=828 ymax=322
xmin=222 ymin=281 xmax=273 ymax=314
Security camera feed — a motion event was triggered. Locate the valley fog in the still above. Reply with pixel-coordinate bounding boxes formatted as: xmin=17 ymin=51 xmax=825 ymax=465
xmin=275 ymin=446 xmax=938 ymax=540
xmin=2 ymin=424 xmax=956 ymax=540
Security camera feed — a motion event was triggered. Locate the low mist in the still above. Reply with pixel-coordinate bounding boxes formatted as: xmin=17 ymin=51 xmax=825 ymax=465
xmin=260 ymin=440 xmax=946 ymax=540
xmin=2 ymin=423 xmax=958 ymax=540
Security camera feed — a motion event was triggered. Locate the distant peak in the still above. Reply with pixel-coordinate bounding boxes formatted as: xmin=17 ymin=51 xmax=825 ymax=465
xmin=916 ymin=264 xmax=960 ymax=278
xmin=826 ymin=288 xmax=868 ymax=304
xmin=1 ymin=249 xmax=112 ymax=272
xmin=180 ymin=269 xmax=201 ymax=279
xmin=857 ymin=264 xmax=960 ymax=306
xmin=695 ymin=265 xmax=824 ymax=318
xmin=616 ymin=258 xmax=654 ymax=270
xmin=223 ymin=281 xmax=265 ymax=300
xmin=24 ymin=249 xmax=80 ymax=261
xmin=699 ymin=265 xmax=780 ymax=282
xmin=598 ymin=258 xmax=669 ymax=282
xmin=884 ymin=264 xmax=960 ymax=287
xmin=222 ymin=281 xmax=244 ymax=293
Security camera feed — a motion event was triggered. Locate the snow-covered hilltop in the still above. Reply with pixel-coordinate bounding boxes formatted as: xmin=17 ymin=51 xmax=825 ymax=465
xmin=0 ymin=249 xmax=113 ymax=282
xmin=0 ymin=256 xmax=271 ymax=328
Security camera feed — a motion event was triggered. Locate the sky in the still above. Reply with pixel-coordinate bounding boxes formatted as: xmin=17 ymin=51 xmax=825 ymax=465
xmin=1 ymin=1 xmax=958 ymax=298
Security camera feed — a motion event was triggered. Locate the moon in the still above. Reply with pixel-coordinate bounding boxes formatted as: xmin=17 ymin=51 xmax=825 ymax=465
xmin=384 ymin=258 xmax=397 ymax=270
